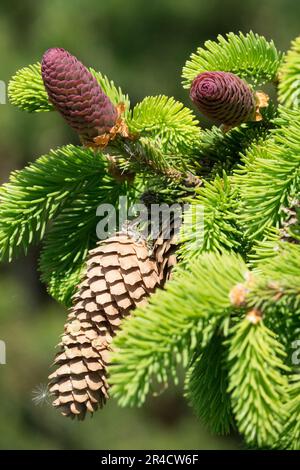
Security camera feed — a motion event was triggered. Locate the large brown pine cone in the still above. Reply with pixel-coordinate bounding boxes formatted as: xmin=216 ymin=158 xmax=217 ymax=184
xmin=49 ymin=232 xmax=161 ymax=419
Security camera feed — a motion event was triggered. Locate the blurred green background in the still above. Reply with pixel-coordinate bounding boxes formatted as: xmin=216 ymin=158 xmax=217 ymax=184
xmin=0 ymin=0 xmax=299 ymax=450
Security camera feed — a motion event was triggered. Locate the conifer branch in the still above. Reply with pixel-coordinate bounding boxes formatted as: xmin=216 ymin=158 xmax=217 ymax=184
xmin=39 ymin=177 xmax=139 ymax=306
xmin=179 ymin=172 xmax=243 ymax=263
xmin=281 ymin=375 xmax=300 ymax=449
xmin=194 ymin=104 xmax=276 ymax=167
xmin=8 ymin=62 xmax=129 ymax=113
xmin=182 ymin=31 xmax=282 ymax=89
xmin=235 ymin=107 xmax=300 ymax=239
xmin=278 ymin=36 xmax=300 ymax=108
xmin=185 ymin=334 xmax=234 ymax=435
xmin=249 ymin=242 xmax=300 ymax=310
xmin=128 ymin=95 xmax=200 ymax=153
xmin=8 ymin=63 xmax=54 ymax=112
xmin=109 ymin=252 xmax=247 ymax=406
xmin=0 ymin=145 xmax=110 ymax=261
xmin=114 ymin=136 xmax=191 ymax=181
xmin=227 ymin=318 xmax=289 ymax=448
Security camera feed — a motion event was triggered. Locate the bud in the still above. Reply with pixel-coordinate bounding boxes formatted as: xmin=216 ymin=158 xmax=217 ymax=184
xmin=41 ymin=48 xmax=118 ymax=144
xmin=190 ymin=71 xmax=256 ymax=128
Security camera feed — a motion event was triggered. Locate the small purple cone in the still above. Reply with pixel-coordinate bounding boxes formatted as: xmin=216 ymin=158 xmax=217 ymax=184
xmin=190 ymin=71 xmax=256 ymax=127
xmin=41 ymin=48 xmax=118 ymax=143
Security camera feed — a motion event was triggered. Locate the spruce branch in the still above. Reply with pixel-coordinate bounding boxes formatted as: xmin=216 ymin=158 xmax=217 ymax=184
xmin=0 ymin=145 xmax=110 ymax=261
xmin=234 ymin=242 xmax=300 ymax=358
xmin=128 ymin=95 xmax=200 ymax=153
xmin=114 ymin=136 xmax=191 ymax=181
xmin=109 ymin=252 xmax=247 ymax=407
xmin=39 ymin=177 xmax=139 ymax=306
xmin=185 ymin=334 xmax=234 ymax=435
xmin=227 ymin=318 xmax=289 ymax=448
xmin=194 ymin=104 xmax=276 ymax=168
xmin=8 ymin=61 xmax=129 ymax=114
xmin=247 ymin=198 xmax=300 ymax=268
xmin=278 ymin=36 xmax=300 ymax=108
xmin=247 ymin=227 xmax=281 ymax=267
xmin=235 ymin=107 xmax=300 ymax=239
xmin=4 ymin=32 xmax=300 ymax=449
xmin=182 ymin=31 xmax=282 ymax=89
xmin=249 ymin=242 xmax=300 ymax=311
xmin=281 ymin=375 xmax=300 ymax=450
xmin=8 ymin=63 xmax=54 ymax=112
xmin=179 ymin=172 xmax=243 ymax=263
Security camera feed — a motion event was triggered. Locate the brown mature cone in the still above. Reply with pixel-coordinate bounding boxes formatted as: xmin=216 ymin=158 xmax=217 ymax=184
xmin=49 ymin=232 xmax=161 ymax=419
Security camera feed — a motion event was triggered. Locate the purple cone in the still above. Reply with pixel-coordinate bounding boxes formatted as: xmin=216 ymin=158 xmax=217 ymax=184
xmin=190 ymin=71 xmax=256 ymax=127
xmin=41 ymin=48 xmax=118 ymax=143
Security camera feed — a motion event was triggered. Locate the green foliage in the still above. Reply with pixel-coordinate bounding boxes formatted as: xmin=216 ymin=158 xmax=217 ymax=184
xmin=110 ymin=242 xmax=300 ymax=448
xmin=179 ymin=172 xmax=243 ymax=262
xmin=8 ymin=63 xmax=54 ymax=112
xmin=116 ymin=136 xmax=192 ymax=180
xmin=109 ymin=251 xmax=247 ymax=406
xmin=227 ymin=319 xmax=289 ymax=448
xmin=249 ymin=242 xmax=300 ymax=359
xmin=235 ymin=107 xmax=300 ymax=239
xmin=185 ymin=335 xmax=234 ymax=435
xmin=194 ymin=104 xmax=276 ymax=167
xmin=247 ymin=227 xmax=281 ymax=267
xmin=39 ymin=182 xmax=99 ymax=306
xmin=0 ymin=145 xmax=109 ymax=261
xmin=249 ymin=242 xmax=300 ymax=311
xmin=110 ymin=313 xmax=215 ymax=408
xmin=90 ymin=68 xmax=130 ymax=115
xmin=8 ymin=62 xmax=129 ymax=114
xmin=39 ymin=177 xmax=138 ymax=306
xmin=45 ymin=263 xmax=85 ymax=309
xmin=287 ymin=200 xmax=300 ymax=242
xmin=182 ymin=31 xmax=282 ymax=89
xmin=282 ymin=375 xmax=300 ymax=450
xmin=278 ymin=36 xmax=300 ymax=108
xmin=128 ymin=95 xmax=200 ymax=152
